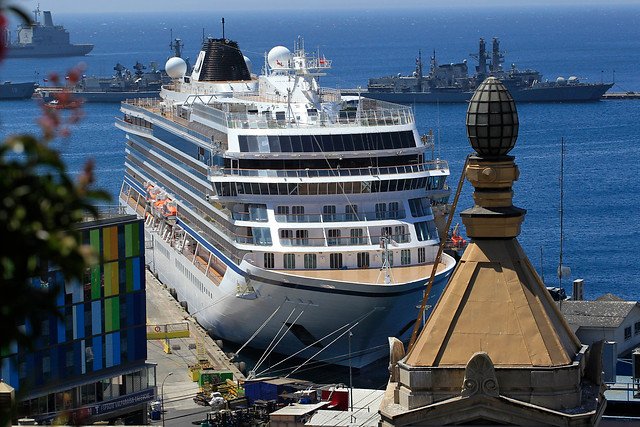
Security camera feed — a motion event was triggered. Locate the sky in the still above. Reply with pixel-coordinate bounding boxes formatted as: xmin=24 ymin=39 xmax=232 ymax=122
xmin=8 ymin=0 xmax=640 ymax=15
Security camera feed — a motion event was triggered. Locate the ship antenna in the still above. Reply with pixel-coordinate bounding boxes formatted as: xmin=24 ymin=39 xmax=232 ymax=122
xmin=222 ymin=17 xmax=225 ymax=39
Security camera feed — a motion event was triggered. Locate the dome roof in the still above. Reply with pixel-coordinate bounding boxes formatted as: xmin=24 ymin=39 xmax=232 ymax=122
xmin=466 ymin=77 xmax=519 ymax=157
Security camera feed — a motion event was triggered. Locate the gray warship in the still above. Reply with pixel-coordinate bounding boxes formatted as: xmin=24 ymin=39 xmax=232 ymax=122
xmin=0 ymin=81 xmax=37 ymax=99
xmin=37 ymin=61 xmax=171 ymax=103
xmin=4 ymin=6 xmax=93 ymax=58
xmin=348 ymin=37 xmax=613 ymax=103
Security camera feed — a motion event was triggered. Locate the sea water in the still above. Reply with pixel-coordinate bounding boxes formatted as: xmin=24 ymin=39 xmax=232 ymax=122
xmin=0 ymin=5 xmax=639 ymax=384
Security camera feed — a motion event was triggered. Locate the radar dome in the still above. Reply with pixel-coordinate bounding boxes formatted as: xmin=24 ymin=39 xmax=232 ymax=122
xmin=568 ymin=76 xmax=579 ymax=84
xmin=165 ymin=57 xmax=187 ymax=78
xmin=556 ymin=76 xmax=567 ymax=86
xmin=268 ymin=46 xmax=292 ymax=69
xmin=243 ymin=55 xmax=252 ymax=73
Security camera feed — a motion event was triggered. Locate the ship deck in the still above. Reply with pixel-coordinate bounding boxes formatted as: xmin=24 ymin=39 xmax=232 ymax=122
xmin=275 ymin=261 xmax=447 ymax=285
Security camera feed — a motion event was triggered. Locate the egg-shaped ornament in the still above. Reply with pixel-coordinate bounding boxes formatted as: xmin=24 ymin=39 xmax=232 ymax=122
xmin=268 ymin=46 xmax=292 ymax=70
xmin=243 ymin=55 xmax=252 ymax=73
xmin=465 ymin=76 xmax=519 ymax=157
xmin=165 ymin=57 xmax=187 ymax=79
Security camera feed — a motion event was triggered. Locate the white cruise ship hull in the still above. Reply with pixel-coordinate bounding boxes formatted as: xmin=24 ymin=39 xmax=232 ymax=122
xmin=126 ymin=200 xmax=454 ymax=369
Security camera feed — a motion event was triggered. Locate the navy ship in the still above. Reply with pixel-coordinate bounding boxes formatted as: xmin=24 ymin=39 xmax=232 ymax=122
xmin=37 ymin=61 xmax=171 ymax=103
xmin=348 ymin=38 xmax=613 ymax=103
xmin=0 ymin=81 xmax=37 ymax=99
xmin=4 ymin=6 xmax=93 ymax=58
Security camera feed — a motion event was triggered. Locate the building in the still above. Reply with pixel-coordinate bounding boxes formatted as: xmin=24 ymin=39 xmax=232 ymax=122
xmin=378 ymin=77 xmax=605 ymax=426
xmin=559 ymin=294 xmax=640 ymax=357
xmin=0 ymin=214 xmax=155 ymax=425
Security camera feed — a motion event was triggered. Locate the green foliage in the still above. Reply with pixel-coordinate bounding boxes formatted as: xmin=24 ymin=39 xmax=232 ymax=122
xmin=0 ymin=132 xmax=110 ymax=351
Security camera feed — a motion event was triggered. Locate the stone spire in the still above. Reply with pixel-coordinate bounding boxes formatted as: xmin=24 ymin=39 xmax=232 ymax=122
xmin=379 ymin=77 xmax=606 ymax=426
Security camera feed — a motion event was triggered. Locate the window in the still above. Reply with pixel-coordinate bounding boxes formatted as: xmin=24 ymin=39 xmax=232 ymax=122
xmin=409 ymin=197 xmax=432 ymax=217
xmin=276 ymin=205 xmax=290 ymax=222
xmin=283 ymin=254 xmax=296 ymax=269
xmin=323 ymin=205 xmax=336 ymax=222
xmin=624 ymin=326 xmax=632 ymax=340
xmin=295 ymin=229 xmax=309 ymax=246
xmin=415 ymin=221 xmax=437 ymax=241
xmin=418 ymin=247 xmax=426 ymax=263
xmin=395 ymin=225 xmax=407 ymax=243
xmin=345 ymin=205 xmax=358 ymax=221
xmin=280 ymin=229 xmax=293 ymax=246
xmin=357 ymin=252 xmax=369 ymax=268
xmin=252 ymin=227 xmax=272 ymax=246
xmin=381 ymin=226 xmax=392 ymax=237
xmin=375 ymin=203 xmax=386 ymax=219
xmin=292 ymin=206 xmax=305 ymax=223
xmin=304 ymin=254 xmax=317 ymax=269
xmin=264 ymin=253 xmax=274 ymax=268
xmin=635 ymin=321 xmax=640 ymax=335
xmin=328 ymin=229 xmax=341 ymax=246
xmin=389 ymin=202 xmax=400 ymax=219
xmin=401 ymin=249 xmax=411 ymax=265
xmin=330 ymin=253 xmax=343 ymax=269
xmin=350 ymin=228 xmax=365 ymax=245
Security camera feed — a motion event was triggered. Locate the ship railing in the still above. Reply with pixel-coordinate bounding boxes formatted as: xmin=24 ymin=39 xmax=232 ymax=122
xmin=115 ymin=116 xmax=153 ymax=134
xmin=212 ymin=160 xmax=449 ymax=179
xmin=188 ymin=102 xmax=414 ymax=130
xmin=271 ymin=209 xmax=407 ymax=223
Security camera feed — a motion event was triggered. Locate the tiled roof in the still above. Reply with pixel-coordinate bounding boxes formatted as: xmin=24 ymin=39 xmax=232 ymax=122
xmin=559 ymin=300 xmax=639 ymax=329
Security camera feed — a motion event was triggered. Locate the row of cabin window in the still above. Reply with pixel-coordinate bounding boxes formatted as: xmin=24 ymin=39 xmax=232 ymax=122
xmin=215 ymin=176 xmax=440 ymax=197
xmin=263 ymin=247 xmax=427 ymax=269
xmin=238 ymin=131 xmax=415 ymax=153
xmin=234 ymin=197 xmax=435 ymax=223
xmin=249 ymin=221 xmax=437 ymax=247
xmin=280 ymin=226 xmax=408 ymax=245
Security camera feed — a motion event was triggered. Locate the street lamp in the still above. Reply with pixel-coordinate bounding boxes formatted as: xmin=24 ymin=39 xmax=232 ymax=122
xmin=161 ymin=372 xmax=174 ymax=427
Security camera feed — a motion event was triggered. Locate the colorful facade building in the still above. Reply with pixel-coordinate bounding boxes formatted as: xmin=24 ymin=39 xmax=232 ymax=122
xmin=0 ymin=214 xmax=155 ymax=425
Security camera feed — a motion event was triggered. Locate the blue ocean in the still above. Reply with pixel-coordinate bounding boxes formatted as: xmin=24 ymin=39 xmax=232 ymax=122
xmin=0 ymin=5 xmax=638 ymax=380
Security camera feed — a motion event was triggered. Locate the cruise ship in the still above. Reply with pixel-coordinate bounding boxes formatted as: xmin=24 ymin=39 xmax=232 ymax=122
xmin=117 ymin=36 xmax=455 ymax=368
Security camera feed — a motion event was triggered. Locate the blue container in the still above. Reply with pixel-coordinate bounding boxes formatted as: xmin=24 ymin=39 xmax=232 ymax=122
xmin=150 ymin=410 xmax=161 ymax=420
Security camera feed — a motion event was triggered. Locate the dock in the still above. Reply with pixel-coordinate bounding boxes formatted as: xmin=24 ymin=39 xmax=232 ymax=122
xmin=602 ymin=92 xmax=640 ymax=100
xmin=145 ymin=268 xmax=245 ymax=426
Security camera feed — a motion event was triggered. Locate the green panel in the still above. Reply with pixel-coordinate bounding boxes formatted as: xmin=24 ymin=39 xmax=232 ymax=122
xmin=105 ymin=298 xmax=112 ymax=332
xmin=103 ymin=262 xmax=112 ymax=297
xmin=91 ymin=266 xmax=101 ymax=299
xmin=125 ymin=223 xmax=138 ymax=258
xmin=126 ymin=259 xmax=134 ymax=292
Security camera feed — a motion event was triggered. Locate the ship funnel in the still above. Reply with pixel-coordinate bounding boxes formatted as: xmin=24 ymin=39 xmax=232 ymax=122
xmin=43 ymin=11 xmax=53 ymax=27
xmin=194 ymin=38 xmax=251 ymax=82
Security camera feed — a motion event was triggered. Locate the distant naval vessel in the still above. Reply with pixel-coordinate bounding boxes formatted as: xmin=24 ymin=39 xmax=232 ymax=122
xmin=346 ymin=37 xmax=613 ymax=103
xmin=4 ymin=6 xmax=93 ymax=58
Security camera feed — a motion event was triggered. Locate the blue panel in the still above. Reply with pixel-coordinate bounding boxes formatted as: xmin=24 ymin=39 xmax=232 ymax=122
xmin=1 ymin=358 xmax=10 ymax=388
xmin=92 ymin=300 xmax=102 ymax=335
xmin=57 ymin=311 xmax=66 ymax=344
xmin=133 ymin=257 xmax=142 ymax=291
xmin=113 ymin=332 xmax=121 ymax=366
xmin=105 ymin=333 xmax=113 ymax=368
xmin=74 ymin=303 xmax=84 ymax=339
xmin=127 ymin=327 xmax=136 ymax=363
xmin=93 ymin=336 xmax=102 ymax=371
xmin=137 ymin=326 xmax=147 ymax=360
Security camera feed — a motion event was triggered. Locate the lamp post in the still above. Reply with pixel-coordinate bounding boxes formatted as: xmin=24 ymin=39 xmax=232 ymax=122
xmin=161 ymin=372 xmax=174 ymax=427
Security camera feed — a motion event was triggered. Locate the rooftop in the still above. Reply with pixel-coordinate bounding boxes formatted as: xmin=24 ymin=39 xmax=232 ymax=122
xmin=558 ymin=299 xmax=639 ymax=329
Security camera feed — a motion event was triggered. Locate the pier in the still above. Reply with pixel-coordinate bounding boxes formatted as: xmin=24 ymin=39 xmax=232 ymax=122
xmin=602 ymin=92 xmax=640 ymax=99
xmin=145 ymin=269 xmax=244 ymax=426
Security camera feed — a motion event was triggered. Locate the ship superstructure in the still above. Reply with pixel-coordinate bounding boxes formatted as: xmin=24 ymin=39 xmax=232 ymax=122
xmin=5 ymin=6 xmax=93 ymax=58
xmin=118 ymin=36 xmax=455 ymax=368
